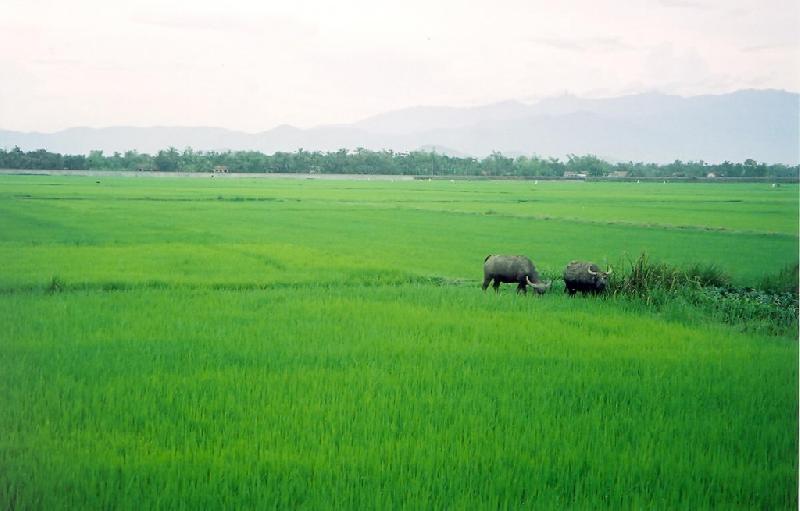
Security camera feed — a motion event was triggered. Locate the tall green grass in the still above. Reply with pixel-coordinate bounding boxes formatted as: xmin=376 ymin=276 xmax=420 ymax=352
xmin=1 ymin=286 xmax=796 ymax=509
xmin=604 ymin=253 xmax=797 ymax=336
xmin=0 ymin=175 xmax=797 ymax=508
xmin=0 ymin=177 xmax=797 ymax=287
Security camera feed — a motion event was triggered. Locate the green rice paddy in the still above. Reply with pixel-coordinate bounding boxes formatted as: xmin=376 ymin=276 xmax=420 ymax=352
xmin=1 ymin=175 xmax=797 ymax=509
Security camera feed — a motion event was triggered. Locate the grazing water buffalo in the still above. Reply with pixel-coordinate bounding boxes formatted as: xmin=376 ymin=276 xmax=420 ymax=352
xmin=563 ymin=260 xmax=612 ymax=295
xmin=482 ymin=255 xmax=552 ymax=294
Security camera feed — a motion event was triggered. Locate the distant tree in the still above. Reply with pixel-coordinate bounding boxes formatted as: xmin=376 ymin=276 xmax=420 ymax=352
xmin=122 ymin=150 xmax=153 ymax=171
xmin=39 ymin=149 xmax=63 ymax=169
xmin=566 ymin=154 xmax=610 ymax=177
xmin=481 ymin=151 xmax=514 ymax=176
xmin=271 ymin=152 xmax=292 ymax=173
xmin=741 ymin=158 xmax=767 ymax=177
xmin=519 ymin=155 xmax=559 ymax=176
xmin=0 ymin=147 xmax=22 ymax=168
xmin=320 ymin=149 xmax=347 ymax=174
xmin=86 ymin=150 xmax=106 ymax=170
xmin=154 ymin=147 xmax=180 ymax=171
xmin=63 ymin=154 xmax=86 ymax=170
xmin=0 ymin=146 xmax=797 ymax=179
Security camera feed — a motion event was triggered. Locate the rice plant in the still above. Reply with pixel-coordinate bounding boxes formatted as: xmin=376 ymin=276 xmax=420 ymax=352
xmin=0 ymin=175 xmax=797 ymax=509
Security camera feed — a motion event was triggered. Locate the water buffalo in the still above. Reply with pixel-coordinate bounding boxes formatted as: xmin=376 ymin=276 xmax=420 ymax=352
xmin=563 ymin=260 xmax=612 ymax=295
xmin=482 ymin=255 xmax=552 ymax=294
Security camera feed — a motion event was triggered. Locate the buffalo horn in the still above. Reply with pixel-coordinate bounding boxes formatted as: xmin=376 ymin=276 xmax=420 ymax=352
xmin=587 ymin=267 xmax=598 ymax=275
xmin=527 ymin=276 xmax=551 ymax=291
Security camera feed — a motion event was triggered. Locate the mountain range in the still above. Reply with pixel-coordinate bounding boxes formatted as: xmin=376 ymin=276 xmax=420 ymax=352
xmin=1 ymin=89 xmax=798 ymax=164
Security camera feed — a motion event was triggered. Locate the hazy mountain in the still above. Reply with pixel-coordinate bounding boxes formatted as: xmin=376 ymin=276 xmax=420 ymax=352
xmin=1 ymin=89 xmax=797 ymax=164
xmin=353 ymin=100 xmax=535 ymax=135
xmin=415 ymin=145 xmax=471 ymax=158
xmin=0 ymin=126 xmax=259 ymax=155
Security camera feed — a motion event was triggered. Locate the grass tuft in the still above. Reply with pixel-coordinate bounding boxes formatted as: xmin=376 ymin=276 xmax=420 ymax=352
xmin=46 ymin=275 xmax=66 ymax=294
xmin=684 ymin=262 xmax=732 ymax=288
xmin=609 ymin=253 xmax=797 ymax=336
xmin=610 ymin=253 xmax=696 ymax=300
xmin=758 ymin=263 xmax=799 ymax=294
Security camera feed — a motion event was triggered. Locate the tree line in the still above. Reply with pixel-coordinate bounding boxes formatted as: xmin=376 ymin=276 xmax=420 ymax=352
xmin=0 ymin=146 xmax=797 ymax=178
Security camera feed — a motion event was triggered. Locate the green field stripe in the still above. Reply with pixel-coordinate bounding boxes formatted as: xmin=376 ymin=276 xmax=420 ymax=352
xmin=396 ymin=205 xmax=800 ymax=238
xmin=0 ymin=276 xmax=477 ymax=295
xmin=1 ymin=287 xmax=796 ymax=508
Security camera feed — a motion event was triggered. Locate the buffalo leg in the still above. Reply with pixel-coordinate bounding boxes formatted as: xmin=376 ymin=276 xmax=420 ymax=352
xmin=481 ymin=277 xmax=491 ymax=291
xmin=517 ymin=283 xmax=527 ymax=294
xmin=492 ymin=280 xmax=501 ymax=292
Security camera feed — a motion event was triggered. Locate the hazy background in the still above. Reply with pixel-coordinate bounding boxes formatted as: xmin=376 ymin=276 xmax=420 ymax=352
xmin=1 ymin=0 xmax=798 ymax=133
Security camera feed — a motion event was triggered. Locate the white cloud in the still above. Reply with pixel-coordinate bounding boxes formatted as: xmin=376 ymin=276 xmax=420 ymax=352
xmin=0 ymin=0 xmax=797 ymax=131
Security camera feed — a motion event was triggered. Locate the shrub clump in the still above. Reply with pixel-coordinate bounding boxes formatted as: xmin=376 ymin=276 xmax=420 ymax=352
xmin=758 ymin=263 xmax=799 ymax=294
xmin=608 ymin=253 xmax=798 ymax=336
xmin=683 ymin=262 xmax=732 ymax=288
xmin=609 ymin=253 xmax=722 ymax=301
xmin=688 ymin=286 xmax=798 ymax=337
xmin=47 ymin=276 xmax=66 ymax=293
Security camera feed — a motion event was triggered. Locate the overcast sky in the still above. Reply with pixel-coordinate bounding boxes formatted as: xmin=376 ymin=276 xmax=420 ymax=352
xmin=1 ymin=0 xmax=798 ymax=132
